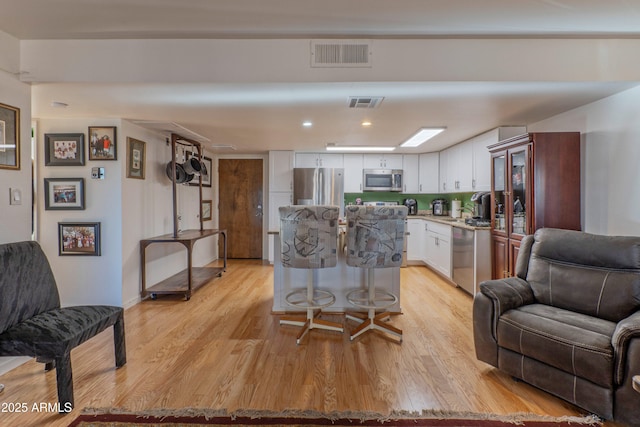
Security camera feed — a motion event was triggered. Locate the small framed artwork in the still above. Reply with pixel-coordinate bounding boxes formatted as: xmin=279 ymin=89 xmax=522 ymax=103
xmin=0 ymin=102 xmax=20 ymax=170
xmin=202 ymin=200 xmax=212 ymax=221
xmin=44 ymin=133 xmax=85 ymax=166
xmin=187 ymin=152 xmax=212 ymax=188
xmin=88 ymin=126 xmax=117 ymax=160
xmin=126 ymin=137 xmax=146 ymax=179
xmin=58 ymin=222 xmax=101 ymax=256
xmin=44 ymin=177 xmax=85 ymax=210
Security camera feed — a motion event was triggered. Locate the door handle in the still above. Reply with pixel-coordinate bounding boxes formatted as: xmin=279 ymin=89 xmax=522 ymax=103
xmin=256 ymin=204 xmax=263 ymax=217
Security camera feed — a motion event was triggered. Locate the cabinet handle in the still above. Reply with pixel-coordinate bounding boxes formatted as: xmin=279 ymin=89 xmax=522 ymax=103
xmin=419 ymin=184 xmax=422 ymax=192
xmin=472 ymin=179 xmax=476 ymax=189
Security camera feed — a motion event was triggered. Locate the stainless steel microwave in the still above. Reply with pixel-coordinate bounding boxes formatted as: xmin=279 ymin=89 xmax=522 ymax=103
xmin=362 ymin=169 xmax=403 ymax=192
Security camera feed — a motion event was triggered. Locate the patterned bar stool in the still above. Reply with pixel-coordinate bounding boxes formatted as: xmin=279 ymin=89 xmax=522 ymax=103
xmin=279 ymin=205 xmax=344 ymax=344
xmin=345 ymin=205 xmax=407 ymax=342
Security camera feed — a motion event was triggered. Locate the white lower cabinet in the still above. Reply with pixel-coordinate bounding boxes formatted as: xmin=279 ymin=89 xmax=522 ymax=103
xmin=406 ymin=219 xmax=424 ymax=263
xmin=406 ymin=218 xmax=451 ymax=278
xmin=424 ymin=220 xmax=452 ymax=278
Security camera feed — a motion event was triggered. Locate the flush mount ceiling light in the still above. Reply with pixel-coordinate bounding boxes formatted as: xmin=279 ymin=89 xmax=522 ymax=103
xmin=400 ymin=127 xmax=446 ymax=148
xmin=326 ymin=144 xmax=395 ymax=152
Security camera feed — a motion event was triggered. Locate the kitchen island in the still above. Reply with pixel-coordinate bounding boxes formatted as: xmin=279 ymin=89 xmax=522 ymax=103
xmin=270 ymin=229 xmax=401 ymax=313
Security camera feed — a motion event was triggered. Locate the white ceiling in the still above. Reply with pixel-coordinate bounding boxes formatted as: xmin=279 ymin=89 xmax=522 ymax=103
xmin=3 ymin=0 xmax=640 ymax=153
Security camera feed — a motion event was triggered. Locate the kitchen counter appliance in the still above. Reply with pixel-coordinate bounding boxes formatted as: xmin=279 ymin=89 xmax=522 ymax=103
xmin=466 ymin=191 xmax=491 ymax=227
xmin=432 ymin=198 xmax=448 ymax=216
xmin=403 ymin=198 xmax=418 ymax=215
xmin=362 ymin=169 xmax=403 ymax=192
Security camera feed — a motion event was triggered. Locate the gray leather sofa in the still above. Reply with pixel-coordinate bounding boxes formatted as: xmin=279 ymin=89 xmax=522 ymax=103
xmin=473 ymin=228 xmax=640 ymax=425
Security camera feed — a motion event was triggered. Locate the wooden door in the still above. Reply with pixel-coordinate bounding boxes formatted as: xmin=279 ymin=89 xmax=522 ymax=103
xmin=218 ymin=159 xmax=263 ymax=259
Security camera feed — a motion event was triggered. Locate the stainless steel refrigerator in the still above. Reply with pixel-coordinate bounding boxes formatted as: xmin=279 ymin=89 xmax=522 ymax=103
xmin=293 ymin=168 xmax=344 ymax=214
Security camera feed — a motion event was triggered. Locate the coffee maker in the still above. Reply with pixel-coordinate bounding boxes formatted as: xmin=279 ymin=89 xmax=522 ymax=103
xmin=403 ymin=198 xmax=418 ymax=215
xmin=470 ymin=191 xmax=491 ymax=224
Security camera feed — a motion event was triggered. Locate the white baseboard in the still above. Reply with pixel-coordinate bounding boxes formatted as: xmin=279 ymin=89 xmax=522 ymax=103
xmin=0 ymin=356 xmax=30 ymax=376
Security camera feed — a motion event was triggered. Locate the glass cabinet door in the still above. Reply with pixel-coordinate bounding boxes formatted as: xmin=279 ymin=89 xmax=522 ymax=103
xmin=510 ymin=149 xmax=527 ymax=235
xmin=492 ymin=154 xmax=506 ymax=232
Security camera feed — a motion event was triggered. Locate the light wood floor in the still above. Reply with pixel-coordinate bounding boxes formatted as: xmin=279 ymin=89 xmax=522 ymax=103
xmin=0 ymin=261 xmax=620 ymax=426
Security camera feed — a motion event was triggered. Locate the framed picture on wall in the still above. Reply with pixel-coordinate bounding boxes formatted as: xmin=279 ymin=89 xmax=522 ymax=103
xmin=202 ymin=199 xmax=212 ymax=221
xmin=0 ymin=102 xmax=20 ymax=170
xmin=44 ymin=177 xmax=85 ymax=210
xmin=44 ymin=133 xmax=85 ymax=166
xmin=126 ymin=137 xmax=146 ymax=179
xmin=58 ymin=222 xmax=101 ymax=256
xmin=88 ymin=126 xmax=117 ymax=160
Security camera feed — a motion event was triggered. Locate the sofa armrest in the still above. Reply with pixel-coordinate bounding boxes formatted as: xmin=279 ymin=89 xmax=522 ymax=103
xmin=479 ymin=277 xmax=535 ymax=316
xmin=612 ymin=310 xmax=640 ymax=385
xmin=473 ymin=277 xmax=534 ymax=367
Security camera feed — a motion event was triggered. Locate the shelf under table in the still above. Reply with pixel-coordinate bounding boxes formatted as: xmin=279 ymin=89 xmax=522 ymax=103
xmin=140 ymin=229 xmax=227 ymax=301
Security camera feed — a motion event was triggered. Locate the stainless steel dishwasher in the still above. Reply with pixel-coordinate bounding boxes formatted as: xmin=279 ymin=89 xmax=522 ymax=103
xmin=452 ymin=227 xmax=475 ymax=294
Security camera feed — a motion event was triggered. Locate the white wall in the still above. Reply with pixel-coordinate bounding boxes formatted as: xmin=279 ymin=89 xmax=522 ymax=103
xmin=35 ymin=119 xmax=218 ymax=308
xmin=0 ymin=31 xmax=32 ymax=244
xmin=529 ymin=85 xmax=640 ymax=236
xmin=37 ymin=118 xmax=123 ymax=306
xmin=0 ymin=30 xmax=33 ymax=375
xmin=120 ymin=121 xmax=217 ymax=307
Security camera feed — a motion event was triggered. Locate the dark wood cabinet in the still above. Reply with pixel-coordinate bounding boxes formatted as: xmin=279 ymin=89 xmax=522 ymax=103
xmin=489 ymin=132 xmax=581 ymax=278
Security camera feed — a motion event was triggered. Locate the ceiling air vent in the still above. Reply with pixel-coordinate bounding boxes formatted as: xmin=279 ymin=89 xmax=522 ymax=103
xmin=348 ymin=96 xmax=384 ymax=109
xmin=311 ymin=40 xmax=372 ymax=68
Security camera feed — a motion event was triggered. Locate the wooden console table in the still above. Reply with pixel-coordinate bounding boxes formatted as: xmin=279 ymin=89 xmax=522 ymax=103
xmin=140 ymin=229 xmax=227 ymax=301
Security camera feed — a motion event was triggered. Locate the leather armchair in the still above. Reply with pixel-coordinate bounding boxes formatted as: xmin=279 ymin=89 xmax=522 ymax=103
xmin=473 ymin=228 xmax=640 ymax=425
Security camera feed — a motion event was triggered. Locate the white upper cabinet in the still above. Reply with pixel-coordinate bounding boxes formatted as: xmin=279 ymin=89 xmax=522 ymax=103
xmin=343 ymin=154 xmax=364 ymax=193
xmin=471 ymin=131 xmax=494 ymax=192
xmin=363 ymin=154 xmax=403 ymax=169
xmin=269 ymin=151 xmax=294 ymax=192
xmin=418 ymin=152 xmax=439 ymax=194
xmin=438 ymin=149 xmax=449 ymax=193
xmin=438 ymin=127 xmax=526 ymax=194
xmin=450 ymin=142 xmax=474 ymax=192
xmin=402 ymin=155 xmax=420 ymax=193
xmin=295 ymin=153 xmax=344 ymax=168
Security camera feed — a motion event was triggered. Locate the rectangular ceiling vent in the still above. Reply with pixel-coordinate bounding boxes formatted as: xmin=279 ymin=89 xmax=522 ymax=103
xmin=348 ymin=96 xmax=384 ymax=109
xmin=311 ymin=40 xmax=372 ymax=68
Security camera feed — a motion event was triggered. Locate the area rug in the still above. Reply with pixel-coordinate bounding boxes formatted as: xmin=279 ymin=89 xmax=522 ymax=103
xmin=68 ymin=408 xmax=602 ymax=427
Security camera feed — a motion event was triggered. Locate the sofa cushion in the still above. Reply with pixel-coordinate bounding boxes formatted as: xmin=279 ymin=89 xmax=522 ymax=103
xmin=526 ymin=228 xmax=640 ymax=322
xmin=497 ymin=304 xmax=616 ymax=388
xmin=0 ymin=306 xmax=123 ymax=358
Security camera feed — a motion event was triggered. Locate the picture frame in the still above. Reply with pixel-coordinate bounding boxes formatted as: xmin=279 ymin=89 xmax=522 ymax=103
xmin=126 ymin=137 xmax=146 ymax=179
xmin=88 ymin=126 xmax=117 ymax=160
xmin=0 ymin=102 xmax=20 ymax=170
xmin=202 ymin=199 xmax=212 ymax=221
xmin=44 ymin=178 xmax=85 ymax=210
xmin=44 ymin=133 xmax=85 ymax=166
xmin=58 ymin=222 xmax=101 ymax=256
xmin=186 ymin=152 xmax=212 ymax=188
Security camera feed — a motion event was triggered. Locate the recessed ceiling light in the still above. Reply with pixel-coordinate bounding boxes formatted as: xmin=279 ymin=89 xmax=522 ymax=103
xmin=361 ymin=121 xmax=372 ymax=127
xmin=302 ymin=121 xmax=313 ymax=127
xmin=326 ymin=145 xmax=395 ymax=152
xmin=400 ymin=127 xmax=446 ymax=148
